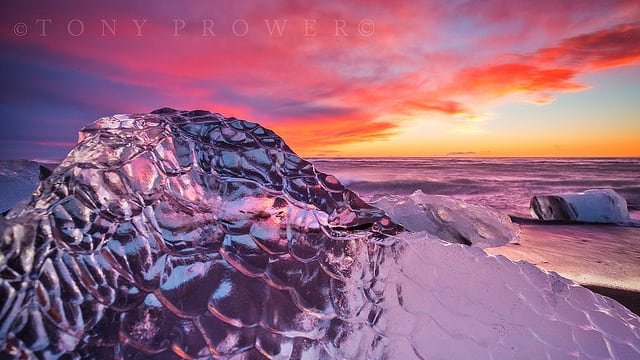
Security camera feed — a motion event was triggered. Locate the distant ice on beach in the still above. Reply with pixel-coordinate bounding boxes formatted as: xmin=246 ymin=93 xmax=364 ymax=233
xmin=530 ymin=188 xmax=631 ymax=224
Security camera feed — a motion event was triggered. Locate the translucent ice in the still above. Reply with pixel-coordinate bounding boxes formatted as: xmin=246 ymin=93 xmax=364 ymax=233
xmin=370 ymin=190 xmax=520 ymax=247
xmin=530 ymin=188 xmax=630 ymax=224
xmin=1 ymin=109 xmax=639 ymax=359
xmin=0 ymin=160 xmax=51 ymax=214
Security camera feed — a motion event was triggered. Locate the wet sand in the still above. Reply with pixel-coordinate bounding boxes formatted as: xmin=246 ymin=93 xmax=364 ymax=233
xmin=582 ymin=285 xmax=640 ymax=316
xmin=487 ymin=223 xmax=640 ymax=316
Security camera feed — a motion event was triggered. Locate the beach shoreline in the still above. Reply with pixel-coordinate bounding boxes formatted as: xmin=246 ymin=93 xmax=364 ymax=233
xmin=488 ymin=223 xmax=640 ymax=316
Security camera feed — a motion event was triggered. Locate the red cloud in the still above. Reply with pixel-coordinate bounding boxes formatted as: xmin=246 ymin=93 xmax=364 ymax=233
xmin=536 ymin=22 xmax=640 ymax=70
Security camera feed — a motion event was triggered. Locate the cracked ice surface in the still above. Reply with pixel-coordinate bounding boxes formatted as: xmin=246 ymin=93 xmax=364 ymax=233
xmin=1 ymin=109 xmax=639 ymax=359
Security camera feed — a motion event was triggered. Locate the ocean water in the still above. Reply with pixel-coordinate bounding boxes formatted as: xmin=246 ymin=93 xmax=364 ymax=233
xmin=312 ymin=157 xmax=640 ymax=219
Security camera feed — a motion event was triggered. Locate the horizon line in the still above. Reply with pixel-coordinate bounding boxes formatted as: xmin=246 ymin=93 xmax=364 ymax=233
xmin=3 ymin=155 xmax=639 ymax=164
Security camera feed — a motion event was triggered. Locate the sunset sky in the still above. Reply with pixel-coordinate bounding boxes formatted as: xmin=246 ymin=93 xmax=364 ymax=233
xmin=1 ymin=1 xmax=639 ymax=159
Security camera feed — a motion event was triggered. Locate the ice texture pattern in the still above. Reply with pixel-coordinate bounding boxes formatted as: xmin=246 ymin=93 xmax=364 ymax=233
xmin=530 ymin=189 xmax=630 ymax=224
xmin=370 ymin=190 xmax=520 ymax=248
xmin=1 ymin=109 xmax=639 ymax=359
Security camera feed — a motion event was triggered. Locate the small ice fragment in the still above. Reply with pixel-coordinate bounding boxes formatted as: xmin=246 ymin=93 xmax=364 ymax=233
xmin=530 ymin=189 xmax=629 ymax=224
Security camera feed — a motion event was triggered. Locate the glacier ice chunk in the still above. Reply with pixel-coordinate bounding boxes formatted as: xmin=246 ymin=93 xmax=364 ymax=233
xmin=371 ymin=190 xmax=520 ymax=248
xmin=530 ymin=188 xmax=630 ymax=224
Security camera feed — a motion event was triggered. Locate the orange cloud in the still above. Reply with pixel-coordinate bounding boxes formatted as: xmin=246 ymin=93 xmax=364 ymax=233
xmin=404 ymin=99 xmax=469 ymax=115
xmin=269 ymin=115 xmax=398 ymax=155
xmin=452 ymin=63 xmax=587 ymax=98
